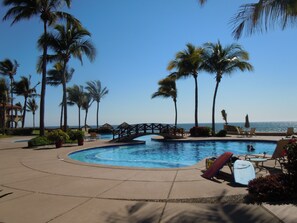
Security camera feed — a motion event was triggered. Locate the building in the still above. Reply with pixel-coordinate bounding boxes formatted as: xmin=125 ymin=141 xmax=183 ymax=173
xmin=0 ymin=103 xmax=23 ymax=128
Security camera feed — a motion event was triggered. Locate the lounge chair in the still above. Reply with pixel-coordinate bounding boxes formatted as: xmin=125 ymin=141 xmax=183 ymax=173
xmin=286 ymin=127 xmax=294 ymax=138
xmin=247 ymin=128 xmax=256 ymax=137
xmin=236 ymin=127 xmax=245 ymax=137
xmin=271 ymin=139 xmax=290 ymax=171
xmin=202 ymin=152 xmax=233 ymax=179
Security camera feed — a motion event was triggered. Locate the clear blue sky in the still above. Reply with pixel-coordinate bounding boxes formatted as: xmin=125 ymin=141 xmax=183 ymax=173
xmin=1 ymin=0 xmax=297 ymax=127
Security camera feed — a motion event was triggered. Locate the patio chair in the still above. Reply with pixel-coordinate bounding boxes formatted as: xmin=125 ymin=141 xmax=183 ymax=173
xmin=236 ymin=127 xmax=245 ymax=137
xmin=247 ymin=128 xmax=256 ymax=137
xmin=271 ymin=139 xmax=290 ymax=171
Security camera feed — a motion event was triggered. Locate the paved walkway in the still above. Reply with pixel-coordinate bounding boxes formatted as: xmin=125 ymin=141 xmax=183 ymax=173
xmin=0 ymin=136 xmax=296 ymax=222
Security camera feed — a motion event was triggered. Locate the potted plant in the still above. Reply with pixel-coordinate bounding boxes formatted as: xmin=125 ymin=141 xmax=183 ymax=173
xmin=75 ymin=130 xmax=85 ymax=146
xmin=46 ymin=129 xmax=69 ymax=148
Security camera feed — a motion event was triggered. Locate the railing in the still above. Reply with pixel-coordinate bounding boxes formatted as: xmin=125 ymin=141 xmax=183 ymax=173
xmin=112 ymin=123 xmax=184 ymax=142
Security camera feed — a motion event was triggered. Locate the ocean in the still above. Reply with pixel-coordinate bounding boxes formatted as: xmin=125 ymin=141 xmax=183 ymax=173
xmin=58 ymin=121 xmax=297 ymax=133
xmin=176 ymin=121 xmax=297 ymax=132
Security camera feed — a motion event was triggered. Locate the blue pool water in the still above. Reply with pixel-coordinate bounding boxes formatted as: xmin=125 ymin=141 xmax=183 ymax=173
xmin=69 ymin=136 xmax=276 ymax=168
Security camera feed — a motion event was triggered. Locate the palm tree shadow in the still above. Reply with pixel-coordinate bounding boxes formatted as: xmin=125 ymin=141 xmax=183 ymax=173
xmin=104 ymin=202 xmax=162 ymax=223
xmin=103 ymin=191 xmax=279 ymax=223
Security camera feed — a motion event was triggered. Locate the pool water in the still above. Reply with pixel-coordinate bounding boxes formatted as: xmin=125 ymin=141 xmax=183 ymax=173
xmin=69 ymin=136 xmax=276 ymax=168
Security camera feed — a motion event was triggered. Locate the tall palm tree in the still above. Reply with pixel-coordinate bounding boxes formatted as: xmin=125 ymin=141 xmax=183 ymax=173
xmin=202 ymin=41 xmax=254 ymax=135
xmin=3 ymin=0 xmax=77 ymax=135
xmin=47 ymin=62 xmax=74 ymax=128
xmin=167 ymin=43 xmax=203 ymax=127
xmin=85 ymin=80 xmax=108 ymax=129
xmin=13 ymin=75 xmax=40 ymax=127
xmin=81 ymin=93 xmax=93 ymax=131
xmin=0 ymin=78 xmax=9 ymax=129
xmin=67 ymin=84 xmax=84 ymax=129
xmin=199 ymin=0 xmax=297 ymax=39
xmin=152 ymin=75 xmax=178 ymax=128
xmin=44 ymin=19 xmax=96 ymax=131
xmin=27 ymin=98 xmax=38 ymax=128
xmin=0 ymin=58 xmax=18 ymax=128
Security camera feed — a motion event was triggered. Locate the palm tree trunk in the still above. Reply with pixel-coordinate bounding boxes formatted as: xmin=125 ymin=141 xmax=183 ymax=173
xmin=39 ymin=20 xmax=48 ymax=136
xmin=78 ymin=106 xmax=81 ymax=129
xmin=60 ymin=100 xmax=63 ymax=129
xmin=62 ymin=65 xmax=68 ymax=132
xmin=33 ymin=112 xmax=35 ymax=128
xmin=10 ymin=77 xmax=13 ymax=128
xmin=22 ymin=96 xmax=27 ymax=128
xmin=212 ymin=80 xmax=220 ymax=135
xmin=194 ymin=75 xmax=198 ymax=127
xmin=96 ymin=101 xmax=99 ymax=129
xmin=84 ymin=109 xmax=88 ymax=131
xmin=174 ymin=99 xmax=177 ymax=128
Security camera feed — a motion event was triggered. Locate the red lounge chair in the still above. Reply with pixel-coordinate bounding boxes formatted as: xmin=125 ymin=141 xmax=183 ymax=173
xmin=202 ymin=152 xmax=233 ymax=179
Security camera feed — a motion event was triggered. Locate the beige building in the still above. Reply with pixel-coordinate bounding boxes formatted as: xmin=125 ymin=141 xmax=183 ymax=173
xmin=0 ymin=103 xmax=23 ymax=128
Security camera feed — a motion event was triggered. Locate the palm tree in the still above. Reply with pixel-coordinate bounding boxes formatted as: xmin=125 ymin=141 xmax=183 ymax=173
xmin=0 ymin=78 xmax=9 ymax=129
xmin=81 ymin=93 xmax=93 ymax=131
xmin=47 ymin=62 xmax=74 ymax=128
xmin=167 ymin=43 xmax=203 ymax=127
xmin=85 ymin=80 xmax=108 ymax=129
xmin=27 ymin=98 xmax=38 ymax=128
xmin=202 ymin=41 xmax=254 ymax=135
xmin=152 ymin=75 xmax=178 ymax=128
xmin=3 ymin=0 xmax=77 ymax=135
xmin=199 ymin=0 xmax=297 ymax=39
xmin=67 ymin=85 xmax=84 ymax=129
xmin=0 ymin=59 xmax=18 ymax=128
xmin=13 ymin=75 xmax=40 ymax=127
xmin=44 ymin=19 xmax=96 ymax=132
xmin=230 ymin=0 xmax=297 ymax=39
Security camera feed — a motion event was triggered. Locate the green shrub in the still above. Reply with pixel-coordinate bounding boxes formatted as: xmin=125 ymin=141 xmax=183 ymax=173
xmin=215 ymin=130 xmax=227 ymax=137
xmin=284 ymin=140 xmax=297 ymax=190
xmin=5 ymin=128 xmax=34 ymax=136
xmin=75 ymin=130 xmax=85 ymax=140
xmin=190 ymin=127 xmax=211 ymax=137
xmin=248 ymin=174 xmax=290 ymax=202
xmin=66 ymin=129 xmax=85 ymax=141
xmin=46 ymin=129 xmax=69 ymax=143
xmin=66 ymin=129 xmax=76 ymax=141
xmin=28 ymin=136 xmax=51 ymax=147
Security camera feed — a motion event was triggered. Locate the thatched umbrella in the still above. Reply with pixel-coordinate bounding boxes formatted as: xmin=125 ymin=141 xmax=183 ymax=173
xmin=245 ymin=114 xmax=250 ymax=129
xmin=118 ymin=122 xmax=130 ymax=129
xmin=102 ymin=123 xmax=113 ymax=130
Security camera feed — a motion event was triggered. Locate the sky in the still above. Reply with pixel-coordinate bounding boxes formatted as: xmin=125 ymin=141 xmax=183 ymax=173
xmin=1 ymin=0 xmax=297 ymax=127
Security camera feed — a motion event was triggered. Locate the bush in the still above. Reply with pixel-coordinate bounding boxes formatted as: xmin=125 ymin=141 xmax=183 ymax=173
xmin=215 ymin=130 xmax=227 ymax=137
xmin=28 ymin=136 xmax=51 ymax=147
xmin=5 ymin=128 xmax=34 ymax=136
xmin=248 ymin=174 xmax=290 ymax=202
xmin=190 ymin=127 xmax=211 ymax=137
xmin=66 ymin=129 xmax=76 ymax=141
xmin=74 ymin=130 xmax=85 ymax=140
xmin=46 ymin=129 xmax=69 ymax=143
xmin=284 ymin=140 xmax=297 ymax=190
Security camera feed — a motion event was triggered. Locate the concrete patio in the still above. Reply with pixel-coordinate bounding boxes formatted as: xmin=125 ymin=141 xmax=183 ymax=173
xmin=0 ymin=135 xmax=296 ymax=223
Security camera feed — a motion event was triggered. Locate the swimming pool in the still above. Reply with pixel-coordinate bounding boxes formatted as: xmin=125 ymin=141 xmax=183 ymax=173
xmin=68 ymin=136 xmax=276 ymax=168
